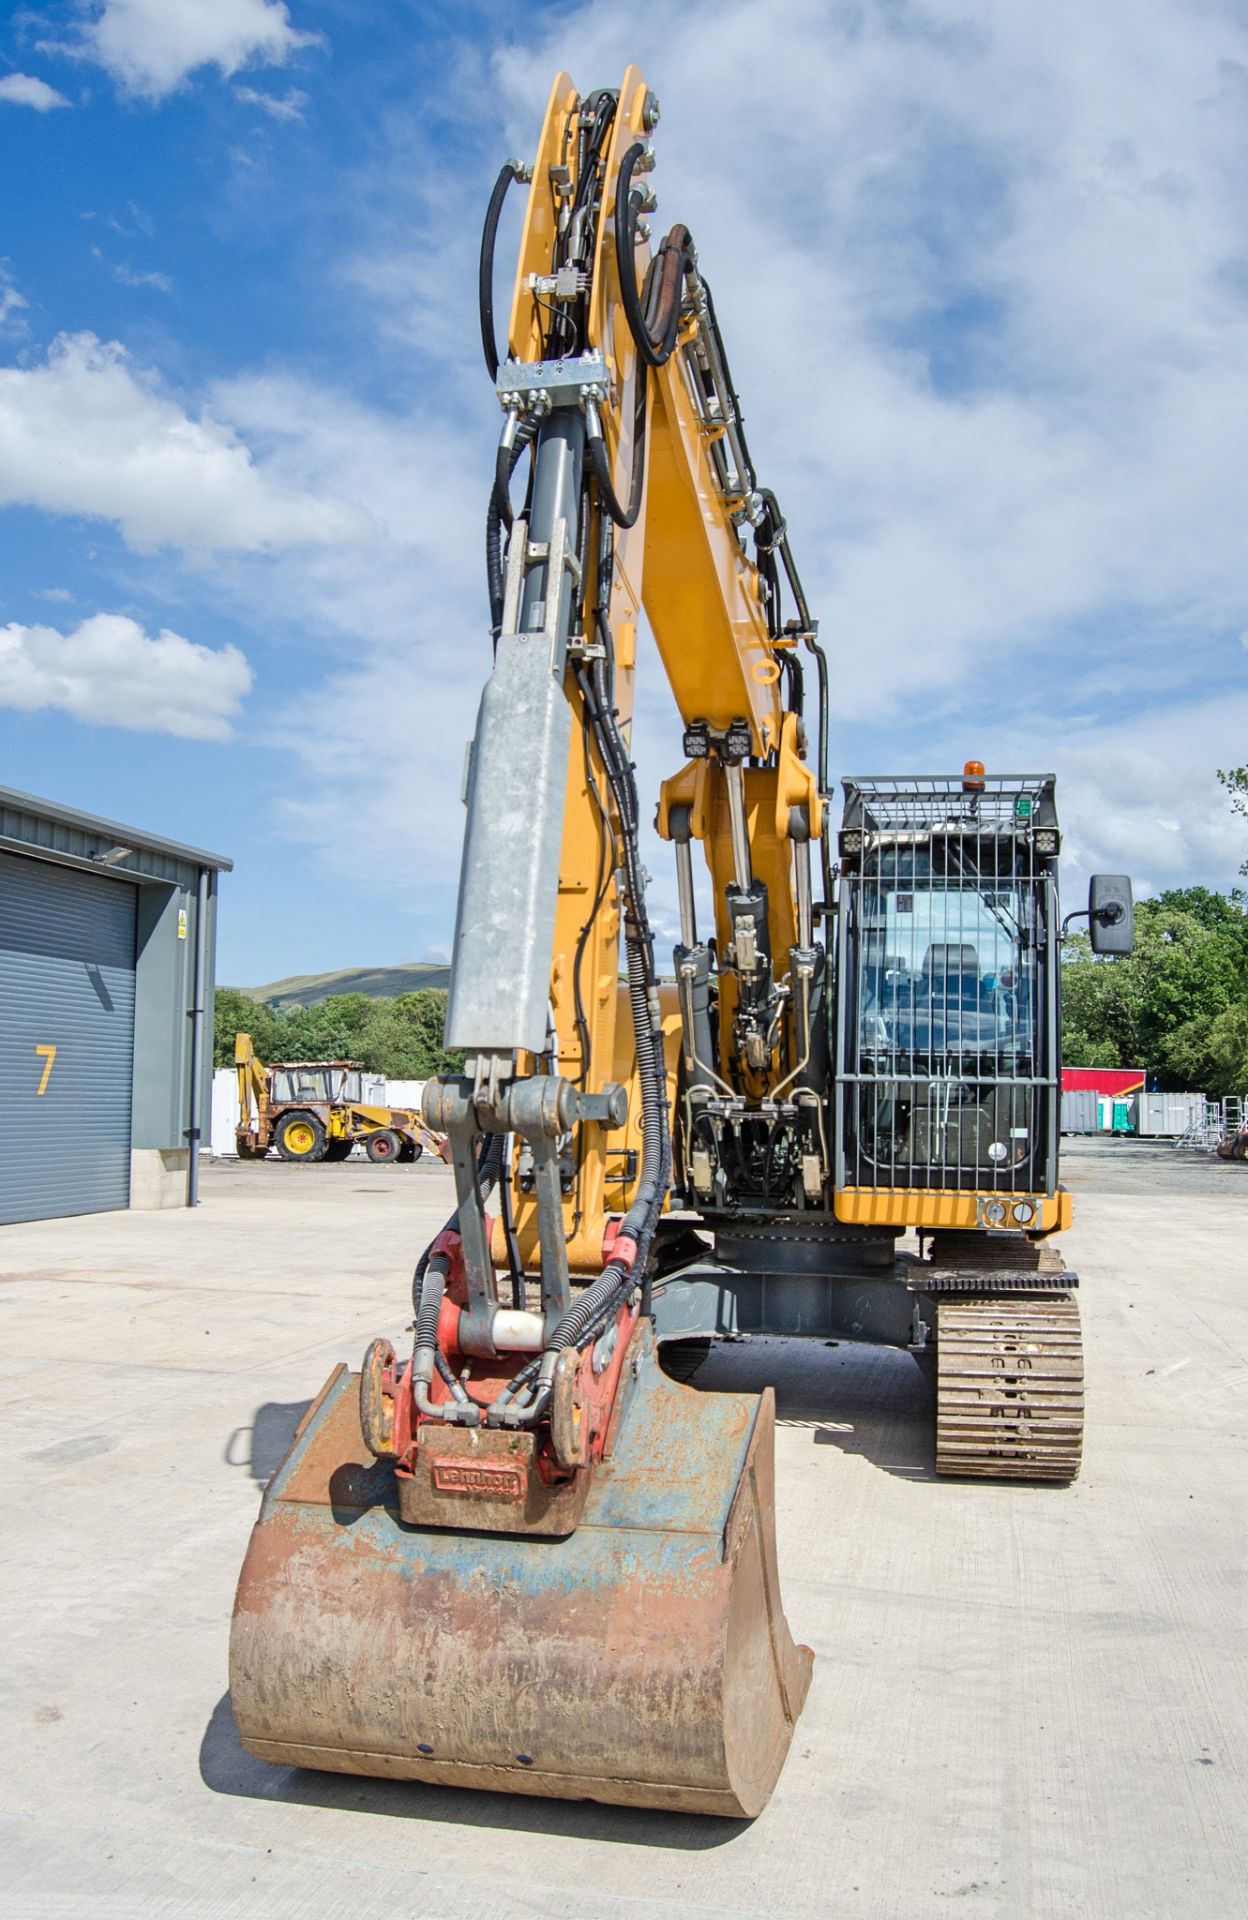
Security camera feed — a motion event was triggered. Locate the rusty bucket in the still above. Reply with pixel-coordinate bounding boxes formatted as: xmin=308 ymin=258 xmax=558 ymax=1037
xmin=229 ymin=1323 xmax=811 ymax=1817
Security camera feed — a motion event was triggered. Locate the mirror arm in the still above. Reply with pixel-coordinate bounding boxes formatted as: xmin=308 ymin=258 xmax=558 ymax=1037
xmin=1060 ymin=903 xmax=1126 ymax=944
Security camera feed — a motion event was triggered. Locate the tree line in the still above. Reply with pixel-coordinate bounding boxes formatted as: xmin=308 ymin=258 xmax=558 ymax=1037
xmin=213 ymin=987 xmax=465 ymax=1080
xmin=214 ymin=854 xmax=1248 ymax=1098
xmin=1061 ymin=886 xmax=1248 ymax=1094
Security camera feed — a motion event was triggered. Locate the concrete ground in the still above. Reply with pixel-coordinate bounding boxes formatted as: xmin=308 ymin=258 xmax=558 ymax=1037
xmin=0 ymin=1142 xmax=1244 ymax=1919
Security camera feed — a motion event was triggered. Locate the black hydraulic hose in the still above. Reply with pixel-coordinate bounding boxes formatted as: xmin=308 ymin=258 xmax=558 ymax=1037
xmin=415 ymin=1255 xmax=446 ymax=1348
xmin=785 ymin=649 xmax=805 ymax=713
xmin=565 ymin=518 xmax=667 ymax=1313
xmin=586 ymin=365 xmax=648 ymax=529
xmin=491 ymin=1352 xmax=542 ymax=1413
xmin=701 ymin=278 xmax=756 ymax=492
xmin=754 ymin=484 xmax=830 ymax=883
xmin=498 ymin=1135 xmax=526 ymax=1311
xmin=492 ymin=439 xmax=517 ymax=534
xmin=547 ymin=933 xmax=667 ymax=1351
xmin=614 ymin=146 xmax=689 ymax=368
xmin=480 ymin=161 xmax=526 ymax=380
xmin=570 ymin=89 xmax=617 ymax=218
xmin=435 ymin=1349 xmax=473 ymax=1406
xmin=540 ymin=594 xmax=671 ymax=1361
xmin=700 ymin=281 xmax=830 ymax=782
xmin=805 ymin=627 xmax=831 ymax=814
xmin=486 ymin=418 xmax=537 ymax=639
xmin=757 ymin=487 xmax=813 ymax=632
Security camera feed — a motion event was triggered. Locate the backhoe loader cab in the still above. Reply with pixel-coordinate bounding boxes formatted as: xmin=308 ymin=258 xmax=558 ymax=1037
xmin=269 ymin=1064 xmax=366 ymax=1105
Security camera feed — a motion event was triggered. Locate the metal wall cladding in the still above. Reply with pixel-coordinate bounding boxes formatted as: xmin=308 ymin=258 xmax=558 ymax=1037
xmin=0 ymin=850 xmax=137 ymax=1223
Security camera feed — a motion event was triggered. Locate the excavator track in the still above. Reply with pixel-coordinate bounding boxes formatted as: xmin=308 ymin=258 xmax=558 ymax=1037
xmin=935 ymin=1292 xmax=1084 ymax=1483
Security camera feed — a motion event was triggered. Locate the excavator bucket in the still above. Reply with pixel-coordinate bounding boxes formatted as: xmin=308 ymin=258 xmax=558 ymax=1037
xmin=229 ymin=1323 xmax=811 ymax=1817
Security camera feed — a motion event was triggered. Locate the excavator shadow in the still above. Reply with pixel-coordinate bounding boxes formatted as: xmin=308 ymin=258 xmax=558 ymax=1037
xmin=198 ymin=1694 xmax=746 ymax=1848
xmin=678 ymin=1337 xmax=938 ymax=1482
xmin=224 ymin=1400 xmax=313 ymax=1486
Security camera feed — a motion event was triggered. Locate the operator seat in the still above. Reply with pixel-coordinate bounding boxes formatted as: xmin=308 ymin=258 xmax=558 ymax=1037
xmin=922 ymin=943 xmax=982 ymax=1008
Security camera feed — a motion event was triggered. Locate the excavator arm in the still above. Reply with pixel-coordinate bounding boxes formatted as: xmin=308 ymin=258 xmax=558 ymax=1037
xmin=233 ymin=1031 xmax=271 ymax=1155
xmin=230 ymin=69 xmax=814 ymax=1819
xmin=444 ymin=68 xmax=829 ymax=1288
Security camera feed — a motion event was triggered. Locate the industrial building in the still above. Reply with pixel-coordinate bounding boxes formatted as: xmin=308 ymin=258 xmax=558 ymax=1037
xmin=0 ymin=785 xmax=230 ymax=1224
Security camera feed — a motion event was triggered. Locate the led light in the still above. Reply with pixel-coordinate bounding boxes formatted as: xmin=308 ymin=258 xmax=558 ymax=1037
xmin=724 ymin=718 xmax=752 ymax=760
xmin=1012 ymin=1200 xmax=1036 ymax=1225
xmin=840 ymin=830 xmax=863 ymax=855
xmin=682 ymin=722 xmax=710 ymax=759
xmin=1034 ymin=829 xmax=1059 ymax=855
xmin=983 ymin=1199 xmax=1007 ymax=1226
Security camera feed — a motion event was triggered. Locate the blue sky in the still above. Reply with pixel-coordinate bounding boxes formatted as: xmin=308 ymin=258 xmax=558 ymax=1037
xmin=2 ymin=1 xmax=1246 ymax=986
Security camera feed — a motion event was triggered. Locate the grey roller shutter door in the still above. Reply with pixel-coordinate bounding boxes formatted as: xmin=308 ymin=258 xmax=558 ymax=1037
xmin=0 ymin=850 xmax=137 ymax=1224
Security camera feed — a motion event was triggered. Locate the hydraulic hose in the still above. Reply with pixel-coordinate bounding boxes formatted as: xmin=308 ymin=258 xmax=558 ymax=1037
xmin=585 ymin=367 xmax=648 ymax=529
xmin=546 ymin=932 xmax=668 ymax=1353
xmin=543 ymin=642 xmax=672 ymax=1364
xmin=486 ymin=417 xmax=537 ymax=639
xmin=498 ymin=1133 xmax=526 ymax=1310
xmin=415 ymin=1254 xmax=448 ymax=1349
xmin=479 ymin=160 xmax=526 ymax=380
xmin=614 ymin=145 xmax=690 ymax=368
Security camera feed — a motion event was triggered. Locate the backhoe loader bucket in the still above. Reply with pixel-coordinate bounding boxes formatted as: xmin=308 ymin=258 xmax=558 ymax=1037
xmin=229 ymin=1323 xmax=811 ymax=1817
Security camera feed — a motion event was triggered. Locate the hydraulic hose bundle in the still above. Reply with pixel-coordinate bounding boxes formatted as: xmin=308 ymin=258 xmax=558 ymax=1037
xmin=613 ymin=143 xmax=691 ymax=368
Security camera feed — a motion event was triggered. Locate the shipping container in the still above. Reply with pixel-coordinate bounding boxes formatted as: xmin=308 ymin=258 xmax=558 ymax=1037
xmin=1135 ymin=1092 xmax=1209 ymax=1138
xmin=1061 ymin=1089 xmax=1100 ymax=1133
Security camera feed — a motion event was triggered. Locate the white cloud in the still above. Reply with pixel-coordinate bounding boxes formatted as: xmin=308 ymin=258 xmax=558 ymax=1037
xmin=253 ymin=2 xmax=1248 ymax=933
xmin=1054 ymin=702 xmax=1248 ymax=902
xmin=36 ymin=1 xmax=1229 ymax=939
xmin=0 ymin=268 xmax=25 ymax=332
xmin=181 ymin=370 xmax=494 ymax=920
xmin=234 ymin=84 xmax=307 ymax=122
xmin=0 ymin=612 xmax=252 ymax=740
xmin=0 ymin=73 xmax=71 ymax=111
xmin=111 ymin=261 xmax=173 ymax=293
xmin=0 ymin=332 xmax=375 ymax=554
xmin=486 ymin=2 xmax=1248 ymax=734
xmin=51 ymin=0 xmax=318 ymax=103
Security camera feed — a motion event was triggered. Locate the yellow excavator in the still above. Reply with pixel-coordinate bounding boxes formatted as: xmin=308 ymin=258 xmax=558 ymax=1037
xmin=230 ymin=69 xmax=1134 ymax=1817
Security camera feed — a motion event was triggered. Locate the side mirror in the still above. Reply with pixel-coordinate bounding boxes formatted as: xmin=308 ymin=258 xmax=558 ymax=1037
xmin=1089 ymin=874 xmax=1134 ymax=955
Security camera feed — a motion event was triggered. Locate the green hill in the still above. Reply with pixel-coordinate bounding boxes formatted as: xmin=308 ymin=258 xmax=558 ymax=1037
xmin=239 ymin=962 xmax=451 ymax=1009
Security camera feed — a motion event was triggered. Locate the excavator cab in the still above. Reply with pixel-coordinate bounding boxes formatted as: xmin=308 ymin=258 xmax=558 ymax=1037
xmin=835 ymin=773 xmax=1060 ymax=1197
